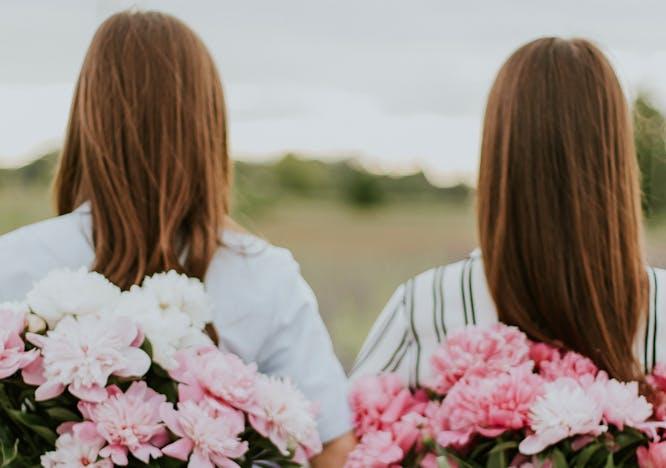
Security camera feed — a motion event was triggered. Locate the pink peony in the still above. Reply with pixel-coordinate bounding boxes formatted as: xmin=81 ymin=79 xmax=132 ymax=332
xmin=529 ymin=342 xmax=560 ymax=366
xmin=249 ymin=375 xmax=322 ymax=462
xmin=537 ymin=349 xmax=598 ymax=383
xmin=344 ymin=431 xmax=403 ymax=468
xmin=25 ymin=315 xmax=150 ymax=402
xmin=520 ymin=378 xmax=607 ymax=455
xmin=429 ymin=323 xmax=530 ymax=394
xmin=431 ymin=363 xmax=543 ymax=448
xmin=160 ymin=399 xmax=248 ymax=467
xmin=349 ymin=373 xmax=412 ymax=436
xmin=78 ymin=382 xmax=168 ymax=465
xmin=391 ymin=410 xmax=427 ymax=453
xmin=650 ymin=364 xmax=666 ymax=392
xmin=169 ymin=346 xmax=259 ymax=414
xmin=41 ymin=422 xmax=112 ymax=468
xmin=0 ymin=305 xmax=38 ymax=379
xmin=637 ymin=442 xmax=666 ymax=468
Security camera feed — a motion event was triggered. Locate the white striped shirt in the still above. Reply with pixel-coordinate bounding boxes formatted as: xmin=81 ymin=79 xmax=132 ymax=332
xmin=352 ymin=250 xmax=666 ymax=386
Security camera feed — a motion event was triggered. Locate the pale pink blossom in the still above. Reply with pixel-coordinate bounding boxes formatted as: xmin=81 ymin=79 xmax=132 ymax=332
xmin=169 ymin=346 xmax=259 ymax=414
xmin=78 ymin=382 xmax=168 ymax=465
xmin=429 ymin=323 xmax=530 ymax=394
xmin=160 ymin=399 xmax=248 ymax=467
xmin=344 ymin=431 xmax=403 ymax=468
xmin=0 ymin=304 xmax=38 ymax=379
xmin=637 ymin=442 xmax=666 ymax=468
xmin=519 ymin=378 xmax=607 ymax=455
xmin=588 ymin=378 xmax=652 ymax=430
xmin=349 ymin=373 xmax=410 ymax=436
xmin=41 ymin=422 xmax=112 ymax=468
xmin=249 ymin=375 xmax=322 ymax=462
xmin=432 ymin=363 xmax=543 ymax=448
xmin=25 ymin=315 xmax=150 ymax=402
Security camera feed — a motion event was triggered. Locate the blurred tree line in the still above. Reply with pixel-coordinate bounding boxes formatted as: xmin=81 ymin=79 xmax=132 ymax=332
xmin=635 ymin=95 xmax=666 ymax=218
xmin=1 ymin=94 xmax=665 ymax=217
xmin=232 ymin=155 xmax=469 ymax=214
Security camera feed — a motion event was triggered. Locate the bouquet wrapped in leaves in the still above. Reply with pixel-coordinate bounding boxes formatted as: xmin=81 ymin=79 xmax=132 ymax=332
xmin=346 ymin=323 xmax=666 ymax=468
xmin=0 ymin=268 xmax=321 ymax=467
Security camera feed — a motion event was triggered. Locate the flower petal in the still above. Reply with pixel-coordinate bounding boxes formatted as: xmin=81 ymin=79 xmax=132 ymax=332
xmin=162 ymin=437 xmax=194 ymax=461
xmin=35 ymin=380 xmax=65 ymax=401
xmin=21 ymin=356 xmax=45 ymax=385
xmin=115 ymin=347 xmax=151 ymax=378
xmin=69 ymin=383 xmax=108 ymax=402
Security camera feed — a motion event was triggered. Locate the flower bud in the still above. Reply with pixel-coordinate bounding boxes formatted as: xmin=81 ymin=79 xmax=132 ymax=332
xmin=27 ymin=313 xmax=46 ymax=334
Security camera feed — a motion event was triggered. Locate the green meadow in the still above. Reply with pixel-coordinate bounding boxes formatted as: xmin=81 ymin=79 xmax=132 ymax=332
xmin=2 ymin=168 xmax=665 ymax=369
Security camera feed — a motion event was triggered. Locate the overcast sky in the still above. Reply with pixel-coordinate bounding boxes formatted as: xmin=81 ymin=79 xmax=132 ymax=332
xmin=2 ymin=0 xmax=666 ymax=183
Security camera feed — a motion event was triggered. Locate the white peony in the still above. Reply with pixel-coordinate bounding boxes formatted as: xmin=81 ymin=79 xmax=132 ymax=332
xmin=519 ymin=378 xmax=607 ymax=455
xmin=249 ymin=375 xmax=322 ymax=457
xmin=0 ymin=301 xmax=29 ymax=316
xmin=111 ymin=288 xmax=212 ymax=370
xmin=26 ymin=268 xmax=121 ymax=329
xmin=140 ymin=270 xmax=212 ymax=329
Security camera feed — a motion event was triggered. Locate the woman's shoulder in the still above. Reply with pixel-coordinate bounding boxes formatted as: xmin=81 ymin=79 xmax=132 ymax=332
xmin=397 ymin=251 xmax=496 ymax=332
xmin=0 ymin=210 xmax=93 ymax=300
xmin=408 ymin=252 xmax=482 ymax=290
xmin=212 ymin=228 xmax=300 ymax=278
xmin=205 ymin=229 xmax=306 ymax=319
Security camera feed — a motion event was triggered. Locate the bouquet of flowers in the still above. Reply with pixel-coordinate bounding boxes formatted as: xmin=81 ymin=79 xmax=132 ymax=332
xmin=346 ymin=323 xmax=666 ymax=468
xmin=0 ymin=268 xmax=321 ymax=467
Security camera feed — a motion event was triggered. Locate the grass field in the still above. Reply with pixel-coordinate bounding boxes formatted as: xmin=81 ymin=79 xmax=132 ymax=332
xmin=2 ymin=185 xmax=666 ymax=369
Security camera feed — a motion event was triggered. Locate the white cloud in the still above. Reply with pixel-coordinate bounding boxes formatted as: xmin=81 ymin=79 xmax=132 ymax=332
xmin=1 ymin=0 xmax=666 ymax=183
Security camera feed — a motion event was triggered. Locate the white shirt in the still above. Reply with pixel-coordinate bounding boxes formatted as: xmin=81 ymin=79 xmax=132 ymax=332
xmin=0 ymin=204 xmax=352 ymax=443
xmin=352 ymin=250 xmax=666 ymax=387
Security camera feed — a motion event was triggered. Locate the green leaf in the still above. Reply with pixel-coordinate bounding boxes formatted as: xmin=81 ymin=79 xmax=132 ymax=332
xmin=605 ymin=452 xmax=616 ymax=468
xmin=45 ymin=406 xmax=80 ymax=423
xmin=573 ymin=442 xmax=603 ymax=468
xmin=0 ymin=439 xmax=19 ymax=467
xmin=550 ymin=448 xmax=568 ymax=468
xmin=486 ymin=449 xmax=507 ymax=468
xmin=6 ymin=409 xmax=57 ymax=445
xmin=488 ymin=441 xmax=518 ymax=454
xmin=438 ymin=456 xmax=454 ymax=468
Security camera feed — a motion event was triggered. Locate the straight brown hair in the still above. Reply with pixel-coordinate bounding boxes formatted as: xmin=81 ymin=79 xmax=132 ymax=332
xmin=478 ymin=38 xmax=648 ymax=382
xmin=53 ymin=11 xmax=230 ymax=290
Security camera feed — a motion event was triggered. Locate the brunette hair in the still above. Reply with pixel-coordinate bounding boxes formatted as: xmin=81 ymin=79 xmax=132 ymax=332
xmin=477 ymin=37 xmax=647 ymax=382
xmin=54 ymin=11 xmax=230 ymax=290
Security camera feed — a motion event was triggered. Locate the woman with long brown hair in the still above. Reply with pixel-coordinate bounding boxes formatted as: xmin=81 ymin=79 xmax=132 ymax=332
xmin=353 ymin=37 xmax=665 ymax=389
xmin=0 ymin=11 xmax=354 ymax=465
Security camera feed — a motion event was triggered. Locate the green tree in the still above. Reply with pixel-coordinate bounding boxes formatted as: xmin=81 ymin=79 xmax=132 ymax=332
xmin=634 ymin=96 xmax=666 ymax=217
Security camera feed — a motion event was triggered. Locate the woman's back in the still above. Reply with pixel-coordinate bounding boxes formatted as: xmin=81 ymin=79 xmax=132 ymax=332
xmin=0 ymin=203 xmax=353 ymax=444
xmin=354 ymin=37 xmax=661 ymax=387
xmin=352 ymin=253 xmax=666 ymax=387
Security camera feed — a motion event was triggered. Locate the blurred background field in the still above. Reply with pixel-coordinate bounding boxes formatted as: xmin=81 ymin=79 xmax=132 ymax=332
xmin=1 ymin=96 xmax=666 ymax=369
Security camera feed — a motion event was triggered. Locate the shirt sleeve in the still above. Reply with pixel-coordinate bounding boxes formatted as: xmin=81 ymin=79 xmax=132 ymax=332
xmin=350 ymin=283 xmax=414 ymax=384
xmin=254 ymin=258 xmax=352 ymax=444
